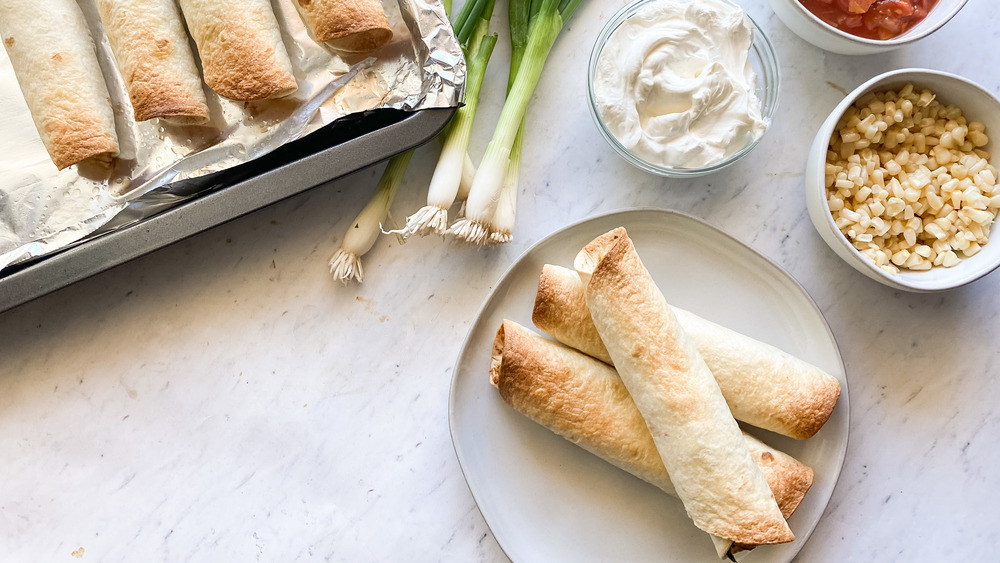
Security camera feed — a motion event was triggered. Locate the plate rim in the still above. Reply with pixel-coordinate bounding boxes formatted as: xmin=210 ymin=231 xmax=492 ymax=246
xmin=448 ymin=207 xmax=851 ymax=562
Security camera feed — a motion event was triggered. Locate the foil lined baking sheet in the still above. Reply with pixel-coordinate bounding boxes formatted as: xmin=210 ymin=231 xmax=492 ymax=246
xmin=0 ymin=0 xmax=464 ymax=270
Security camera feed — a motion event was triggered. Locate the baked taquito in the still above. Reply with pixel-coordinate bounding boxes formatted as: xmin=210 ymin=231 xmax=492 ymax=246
xmin=296 ymin=0 xmax=393 ymax=52
xmin=0 ymin=0 xmax=119 ymax=169
xmin=177 ymin=0 xmax=298 ymax=101
xmin=574 ymin=227 xmax=794 ymax=547
xmin=97 ymin=0 xmax=211 ymax=124
xmin=532 ymin=263 xmax=841 ymax=440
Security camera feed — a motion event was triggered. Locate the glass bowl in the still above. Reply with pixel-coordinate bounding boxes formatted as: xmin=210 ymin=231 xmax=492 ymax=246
xmin=586 ymin=0 xmax=780 ymax=178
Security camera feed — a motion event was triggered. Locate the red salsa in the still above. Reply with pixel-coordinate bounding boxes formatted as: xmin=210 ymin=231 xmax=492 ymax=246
xmin=797 ymin=0 xmax=939 ymax=40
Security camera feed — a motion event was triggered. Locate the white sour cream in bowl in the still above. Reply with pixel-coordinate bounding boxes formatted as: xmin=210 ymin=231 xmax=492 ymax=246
xmin=588 ymin=0 xmax=779 ymax=176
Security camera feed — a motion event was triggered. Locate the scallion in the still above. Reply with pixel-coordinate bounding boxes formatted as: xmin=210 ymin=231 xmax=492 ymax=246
xmin=458 ymin=152 xmax=477 ymax=202
xmin=401 ymin=8 xmax=497 ymax=236
xmin=327 ymin=0 xmax=490 ymax=283
xmin=329 ymin=150 xmax=413 ymax=283
xmin=452 ymin=0 xmax=584 ymax=244
xmin=486 ymin=0 xmax=531 ymax=244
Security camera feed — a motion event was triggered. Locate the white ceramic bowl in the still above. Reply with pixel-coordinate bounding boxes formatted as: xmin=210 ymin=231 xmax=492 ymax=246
xmin=587 ymin=0 xmax=780 ymax=178
xmin=806 ymin=68 xmax=1000 ymax=292
xmin=767 ymin=0 xmax=968 ymax=55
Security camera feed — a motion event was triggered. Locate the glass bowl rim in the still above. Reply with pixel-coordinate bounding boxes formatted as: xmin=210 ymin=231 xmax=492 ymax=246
xmin=586 ymin=0 xmax=781 ymax=178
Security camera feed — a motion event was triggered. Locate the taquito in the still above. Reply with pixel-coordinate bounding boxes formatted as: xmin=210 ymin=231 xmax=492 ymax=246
xmin=177 ymin=0 xmax=298 ymax=101
xmin=97 ymin=0 xmax=210 ymax=124
xmin=533 ymin=264 xmax=841 ymax=440
xmin=296 ymin=0 xmax=393 ymax=53
xmin=0 ymin=0 xmax=119 ymax=170
xmin=575 ymin=227 xmax=793 ymax=546
xmin=490 ymin=319 xmax=814 ymax=522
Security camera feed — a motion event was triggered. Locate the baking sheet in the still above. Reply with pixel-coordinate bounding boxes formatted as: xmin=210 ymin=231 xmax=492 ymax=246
xmin=0 ymin=0 xmax=464 ymax=270
xmin=0 ymin=106 xmax=455 ymax=313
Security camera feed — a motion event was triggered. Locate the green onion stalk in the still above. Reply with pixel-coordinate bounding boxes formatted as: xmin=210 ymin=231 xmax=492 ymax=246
xmin=442 ymin=0 xmax=488 ymax=205
xmin=401 ymin=0 xmax=498 ymax=237
xmin=329 ymin=150 xmax=414 ymax=282
xmin=452 ymin=0 xmax=584 ymax=245
xmin=486 ymin=0 xmax=531 ymax=244
xmin=327 ymin=0 xmax=486 ymax=282
xmin=456 ymin=152 xmax=478 ymax=201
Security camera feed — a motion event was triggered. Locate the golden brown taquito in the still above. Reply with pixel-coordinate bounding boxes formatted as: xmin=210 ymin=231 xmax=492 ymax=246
xmin=490 ymin=319 xmax=814 ymax=516
xmin=296 ymin=0 xmax=393 ymax=52
xmin=177 ymin=0 xmax=298 ymax=101
xmin=0 ymin=0 xmax=119 ymax=169
xmin=97 ymin=0 xmax=211 ymax=124
xmin=574 ymin=227 xmax=793 ymax=547
xmin=490 ymin=320 xmax=813 ymax=553
xmin=532 ymin=263 xmax=841 ymax=440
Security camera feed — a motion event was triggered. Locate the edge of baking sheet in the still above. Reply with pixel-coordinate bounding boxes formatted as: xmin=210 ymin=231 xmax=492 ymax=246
xmin=0 ymin=107 xmax=454 ymax=314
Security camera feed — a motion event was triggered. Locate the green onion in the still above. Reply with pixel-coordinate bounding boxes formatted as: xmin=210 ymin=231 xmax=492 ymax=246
xmin=327 ymin=0 xmax=492 ymax=282
xmin=486 ymin=0 xmax=530 ymax=244
xmin=402 ymin=5 xmax=498 ymax=236
xmin=487 ymin=123 xmax=523 ymax=244
xmin=329 ymin=150 xmax=413 ymax=283
xmin=457 ymin=151 xmax=477 ymax=201
xmin=452 ymin=0 xmax=582 ymax=244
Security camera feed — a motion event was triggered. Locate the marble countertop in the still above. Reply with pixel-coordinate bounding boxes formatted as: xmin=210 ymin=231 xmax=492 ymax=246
xmin=2 ymin=1 xmax=998 ymax=560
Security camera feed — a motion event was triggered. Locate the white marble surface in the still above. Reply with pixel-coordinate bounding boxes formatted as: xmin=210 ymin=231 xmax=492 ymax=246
xmin=2 ymin=1 xmax=999 ymax=561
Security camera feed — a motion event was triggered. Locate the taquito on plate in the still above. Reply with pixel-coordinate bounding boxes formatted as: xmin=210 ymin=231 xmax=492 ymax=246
xmin=97 ymin=0 xmax=211 ymax=124
xmin=490 ymin=319 xmax=814 ymax=522
xmin=0 ymin=0 xmax=119 ymax=170
xmin=296 ymin=0 xmax=393 ymax=53
xmin=575 ymin=227 xmax=793 ymax=547
xmin=177 ymin=0 xmax=298 ymax=101
xmin=533 ymin=264 xmax=841 ymax=440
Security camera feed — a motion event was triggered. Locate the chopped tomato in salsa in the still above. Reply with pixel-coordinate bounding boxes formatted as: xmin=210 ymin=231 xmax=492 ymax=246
xmin=797 ymin=0 xmax=938 ymax=40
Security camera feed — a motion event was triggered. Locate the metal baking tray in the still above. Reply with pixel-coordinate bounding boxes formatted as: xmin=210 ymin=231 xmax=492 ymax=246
xmin=0 ymin=106 xmax=454 ymax=313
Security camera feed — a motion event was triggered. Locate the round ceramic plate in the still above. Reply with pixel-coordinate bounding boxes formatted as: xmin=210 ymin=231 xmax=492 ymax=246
xmin=449 ymin=209 xmax=849 ymax=562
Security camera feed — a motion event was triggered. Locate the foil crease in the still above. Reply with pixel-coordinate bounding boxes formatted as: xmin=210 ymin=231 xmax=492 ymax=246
xmin=0 ymin=0 xmax=464 ymax=270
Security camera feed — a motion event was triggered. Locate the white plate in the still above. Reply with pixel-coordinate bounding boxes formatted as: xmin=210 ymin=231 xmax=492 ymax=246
xmin=449 ymin=209 xmax=849 ymax=562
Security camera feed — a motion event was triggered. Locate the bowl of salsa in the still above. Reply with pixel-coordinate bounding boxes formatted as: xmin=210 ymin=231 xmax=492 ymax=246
xmin=767 ymin=0 xmax=968 ymax=54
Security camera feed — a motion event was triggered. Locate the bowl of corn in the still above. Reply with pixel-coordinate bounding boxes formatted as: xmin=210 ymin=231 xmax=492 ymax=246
xmin=806 ymin=68 xmax=1000 ymax=292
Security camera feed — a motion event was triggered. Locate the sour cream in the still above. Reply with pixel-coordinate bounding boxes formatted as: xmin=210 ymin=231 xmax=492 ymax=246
xmin=593 ymin=0 xmax=767 ymax=169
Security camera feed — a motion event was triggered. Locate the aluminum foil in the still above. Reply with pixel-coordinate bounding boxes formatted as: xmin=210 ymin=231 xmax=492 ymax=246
xmin=0 ymin=0 xmax=464 ymax=270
